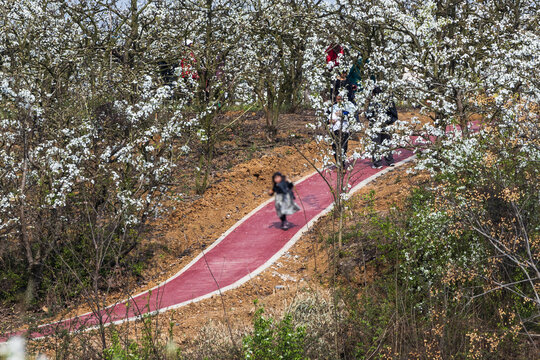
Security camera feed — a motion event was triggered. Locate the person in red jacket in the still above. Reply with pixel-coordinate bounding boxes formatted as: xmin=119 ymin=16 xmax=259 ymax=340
xmin=326 ymin=44 xmax=344 ymax=69
xmin=180 ymin=53 xmax=199 ymax=80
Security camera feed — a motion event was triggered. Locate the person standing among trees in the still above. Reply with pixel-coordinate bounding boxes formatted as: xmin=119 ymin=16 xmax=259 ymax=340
xmin=325 ymin=43 xmax=344 ymax=69
xmin=329 ymin=95 xmax=356 ymax=168
xmin=367 ymin=86 xmax=398 ymax=169
xmin=332 ymin=71 xmax=355 ymax=103
xmin=345 ymin=56 xmax=369 ymax=104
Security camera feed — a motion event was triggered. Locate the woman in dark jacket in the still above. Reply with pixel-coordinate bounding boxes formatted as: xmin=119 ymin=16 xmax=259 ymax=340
xmin=269 ymin=172 xmax=300 ymax=230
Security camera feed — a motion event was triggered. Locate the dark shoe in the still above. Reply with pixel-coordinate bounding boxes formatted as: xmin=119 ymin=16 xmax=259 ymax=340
xmin=281 ymin=221 xmax=288 ymax=230
xmin=388 ymin=162 xmax=395 ymax=167
xmin=371 ymin=164 xmax=383 ymax=169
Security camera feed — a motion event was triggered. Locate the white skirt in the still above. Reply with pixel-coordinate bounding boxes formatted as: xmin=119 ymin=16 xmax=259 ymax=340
xmin=275 ymin=192 xmax=301 ymax=217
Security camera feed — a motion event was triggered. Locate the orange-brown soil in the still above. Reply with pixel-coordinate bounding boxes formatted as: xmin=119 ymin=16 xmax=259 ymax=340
xmin=1 ymin=111 xmax=327 ymax=330
xmin=5 ymin=110 xmax=432 ymax=357
xmin=30 ymin=160 xmax=428 ymax=358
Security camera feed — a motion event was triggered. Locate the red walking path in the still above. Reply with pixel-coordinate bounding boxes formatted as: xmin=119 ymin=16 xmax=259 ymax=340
xmin=1 ymin=149 xmax=416 ymax=341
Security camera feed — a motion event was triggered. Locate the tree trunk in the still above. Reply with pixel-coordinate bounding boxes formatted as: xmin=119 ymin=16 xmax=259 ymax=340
xmin=24 ymin=277 xmax=36 ymax=306
xmin=264 ymin=83 xmax=280 ymax=141
xmin=455 ymin=88 xmax=468 ymax=136
xmin=265 ymin=105 xmax=279 ymax=141
xmin=24 ymin=265 xmax=41 ymax=307
xmin=283 ymin=48 xmax=304 ymax=113
xmin=195 ymin=139 xmax=214 ymax=194
xmin=20 ymin=127 xmax=38 ymax=307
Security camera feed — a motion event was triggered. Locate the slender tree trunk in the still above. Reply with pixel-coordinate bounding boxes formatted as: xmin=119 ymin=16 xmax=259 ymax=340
xmin=195 ymin=140 xmax=214 ymax=194
xmin=264 ymin=85 xmax=280 ymax=140
xmin=20 ymin=127 xmax=38 ymax=306
xmin=265 ymin=107 xmax=279 ymax=140
xmin=455 ymin=89 xmax=468 ymax=135
xmin=24 ymin=270 xmax=38 ymax=307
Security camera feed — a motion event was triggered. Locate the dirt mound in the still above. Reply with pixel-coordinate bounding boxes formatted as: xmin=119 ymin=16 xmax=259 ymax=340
xmin=7 ymin=110 xmax=428 ymax=345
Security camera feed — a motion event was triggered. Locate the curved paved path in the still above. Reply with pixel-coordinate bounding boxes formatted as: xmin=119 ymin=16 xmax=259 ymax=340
xmin=2 ymin=149 xmax=415 ymax=341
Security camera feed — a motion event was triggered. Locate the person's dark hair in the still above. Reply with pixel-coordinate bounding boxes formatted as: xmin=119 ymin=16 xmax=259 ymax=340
xmin=272 ymin=172 xmax=284 ymax=187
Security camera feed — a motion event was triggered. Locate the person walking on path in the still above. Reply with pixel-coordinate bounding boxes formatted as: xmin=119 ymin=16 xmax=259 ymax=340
xmin=269 ymin=172 xmax=300 ymax=230
xmin=329 ymin=95 xmax=356 ymax=168
xmin=366 ymin=86 xmax=398 ymax=168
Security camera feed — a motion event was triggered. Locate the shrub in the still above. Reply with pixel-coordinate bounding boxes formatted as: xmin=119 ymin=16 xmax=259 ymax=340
xmin=243 ymin=305 xmax=306 ymax=360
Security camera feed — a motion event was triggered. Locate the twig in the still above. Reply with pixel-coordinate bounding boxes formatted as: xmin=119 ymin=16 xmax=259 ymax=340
xmin=365 ymin=312 xmax=397 ymax=360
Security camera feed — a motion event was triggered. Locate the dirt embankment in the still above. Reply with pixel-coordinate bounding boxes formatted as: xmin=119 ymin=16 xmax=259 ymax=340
xmin=39 ymin=159 xmax=427 ymax=356
xmin=9 ymin=110 xmax=431 ymax=355
xmin=35 ymin=157 xmax=427 ymax=358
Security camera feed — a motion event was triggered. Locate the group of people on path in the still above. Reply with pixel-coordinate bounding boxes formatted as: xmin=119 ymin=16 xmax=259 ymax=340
xmin=269 ymin=47 xmax=400 ymax=230
xmin=330 ymin=71 xmax=398 ymax=169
